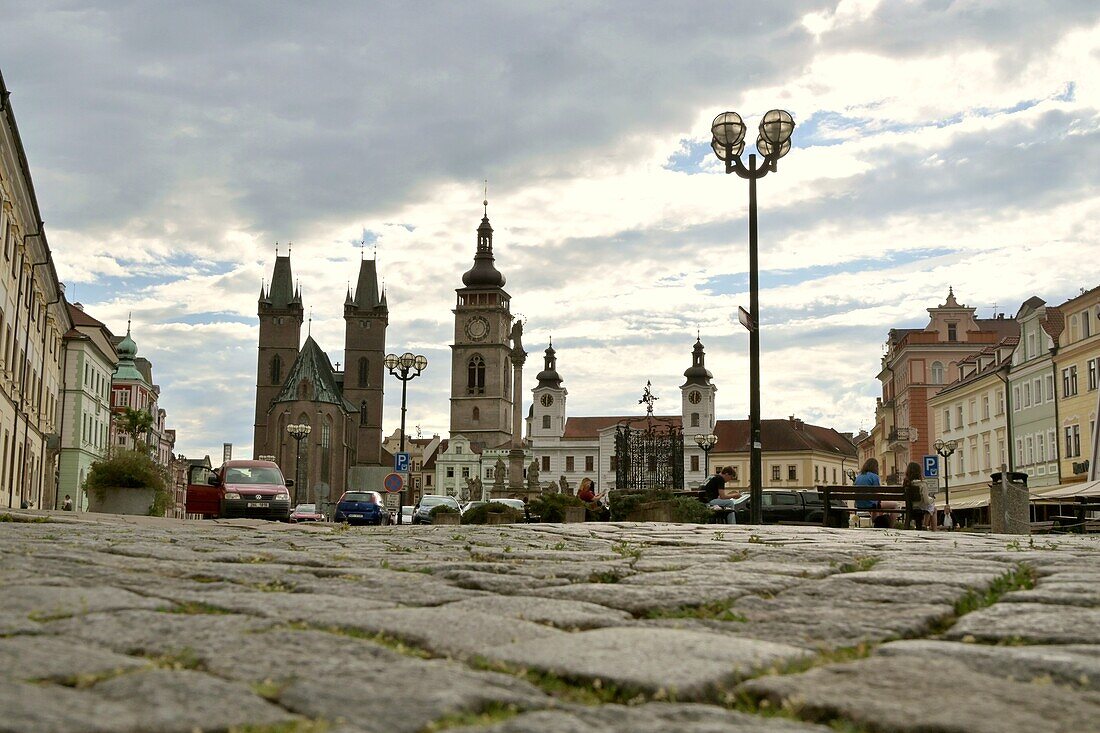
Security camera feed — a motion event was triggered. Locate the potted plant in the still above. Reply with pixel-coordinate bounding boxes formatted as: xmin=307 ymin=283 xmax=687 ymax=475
xmin=429 ymin=504 xmax=461 ymax=525
xmin=85 ymin=449 xmax=172 ymax=516
xmin=530 ymin=493 xmax=586 ymax=523
xmin=461 ymin=502 xmax=522 ymax=525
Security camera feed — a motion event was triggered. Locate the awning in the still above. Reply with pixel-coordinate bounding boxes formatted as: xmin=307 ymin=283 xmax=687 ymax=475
xmin=1029 ymin=480 xmax=1100 ymax=501
xmin=936 ymin=494 xmax=990 ymax=511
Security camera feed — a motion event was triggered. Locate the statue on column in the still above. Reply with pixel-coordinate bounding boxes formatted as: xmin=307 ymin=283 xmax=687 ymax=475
xmin=527 ymin=459 xmax=540 ymax=491
xmin=558 ymin=475 xmax=570 ymax=494
xmin=493 ymin=459 xmax=507 ymax=494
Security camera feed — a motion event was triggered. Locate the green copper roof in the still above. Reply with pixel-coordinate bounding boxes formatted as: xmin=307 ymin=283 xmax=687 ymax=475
xmin=113 ymin=329 xmax=150 ymax=384
xmin=272 ymin=336 xmax=356 ymax=411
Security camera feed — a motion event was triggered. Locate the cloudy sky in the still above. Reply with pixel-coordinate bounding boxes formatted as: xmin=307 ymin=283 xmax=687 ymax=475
xmin=3 ymin=1 xmax=1099 ymax=460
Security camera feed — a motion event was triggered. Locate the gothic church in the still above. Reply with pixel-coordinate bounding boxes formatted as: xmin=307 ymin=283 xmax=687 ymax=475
xmin=252 ymin=253 xmax=389 ymax=505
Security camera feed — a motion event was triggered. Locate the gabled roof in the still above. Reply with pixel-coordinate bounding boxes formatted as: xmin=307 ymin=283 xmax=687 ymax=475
xmin=714 ymin=418 xmax=857 ymax=456
xmin=932 ymin=337 xmax=1018 ymax=398
xmin=562 ymin=415 xmax=684 ymax=439
xmin=1040 ymin=306 xmax=1065 ymax=342
xmin=423 ymin=439 xmax=449 ymax=470
xmin=975 ymin=316 xmax=1020 ymax=339
xmin=272 ymin=336 xmax=356 ymax=411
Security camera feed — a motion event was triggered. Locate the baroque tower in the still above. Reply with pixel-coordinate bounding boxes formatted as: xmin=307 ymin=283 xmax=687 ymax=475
xmin=343 ymin=258 xmax=389 ymax=465
xmin=682 ymin=337 xmax=717 ymax=483
xmin=449 ymin=202 xmax=514 ymax=448
xmin=254 ymin=254 xmax=303 ymax=455
xmin=530 ymin=340 xmax=567 ymax=440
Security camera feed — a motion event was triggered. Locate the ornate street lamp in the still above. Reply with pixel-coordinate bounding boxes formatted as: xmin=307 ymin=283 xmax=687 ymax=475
xmin=286 ymin=423 xmax=312 ymax=505
xmin=711 ymin=108 xmax=795 ymax=525
xmin=386 ymin=351 xmax=427 ymax=524
xmin=694 ymin=433 xmax=718 ymax=477
xmin=933 ymin=438 xmax=958 ymax=526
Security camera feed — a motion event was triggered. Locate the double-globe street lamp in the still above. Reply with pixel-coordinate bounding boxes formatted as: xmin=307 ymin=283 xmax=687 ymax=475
xmin=711 ymin=109 xmax=795 ymax=525
xmin=933 ymin=438 xmax=958 ymax=528
xmin=694 ymin=433 xmax=718 ymax=477
xmin=286 ymin=423 xmax=312 ymax=506
xmin=385 ymin=352 xmax=427 ymax=525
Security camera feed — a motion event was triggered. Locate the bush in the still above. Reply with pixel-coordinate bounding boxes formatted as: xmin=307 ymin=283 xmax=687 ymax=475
xmin=461 ymin=502 xmax=520 ymax=525
xmin=529 ymin=493 xmax=584 ymax=523
xmin=609 ymin=489 xmax=674 ymax=522
xmin=85 ymin=449 xmax=171 ymax=516
xmin=429 ymin=503 xmax=459 ymax=516
xmin=669 ymin=496 xmax=713 ymax=524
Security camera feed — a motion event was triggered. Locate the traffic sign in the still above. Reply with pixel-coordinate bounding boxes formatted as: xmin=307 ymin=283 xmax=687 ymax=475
xmin=394 ymin=452 xmax=411 ymax=473
xmin=923 ymin=455 xmax=939 ymax=478
xmin=383 ymin=472 xmax=404 ymax=494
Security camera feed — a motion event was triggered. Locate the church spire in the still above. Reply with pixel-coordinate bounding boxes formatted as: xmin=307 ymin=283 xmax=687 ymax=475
xmin=461 ymin=195 xmax=506 ymax=289
xmin=682 ymin=336 xmax=713 ymax=386
xmin=536 ymin=339 xmax=563 ymax=388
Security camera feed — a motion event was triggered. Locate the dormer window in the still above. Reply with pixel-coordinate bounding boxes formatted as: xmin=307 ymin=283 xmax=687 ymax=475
xmin=947 ymin=323 xmax=958 ymax=342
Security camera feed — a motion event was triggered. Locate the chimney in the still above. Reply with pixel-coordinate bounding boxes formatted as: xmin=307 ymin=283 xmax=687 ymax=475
xmin=73 ymin=302 xmax=85 ymax=311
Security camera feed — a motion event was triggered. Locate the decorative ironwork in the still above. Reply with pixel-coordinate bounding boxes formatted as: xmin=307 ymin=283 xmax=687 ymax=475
xmin=614 ymin=417 xmax=684 ymax=491
xmin=638 ymin=380 xmax=659 ymax=416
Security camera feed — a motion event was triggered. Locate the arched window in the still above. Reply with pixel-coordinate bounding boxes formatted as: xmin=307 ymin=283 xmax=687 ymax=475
xmin=358 ymin=357 xmax=369 ymax=387
xmin=690 ymin=413 xmax=700 ymax=428
xmin=360 ymin=401 xmax=368 ymax=426
xmin=472 ymin=407 xmax=480 ymax=422
xmin=931 ymin=361 xmax=944 ymax=384
xmin=540 ymin=414 xmax=550 ymax=430
xmin=270 ymin=354 xmax=282 ymax=385
xmin=467 ymin=355 xmax=486 ymax=394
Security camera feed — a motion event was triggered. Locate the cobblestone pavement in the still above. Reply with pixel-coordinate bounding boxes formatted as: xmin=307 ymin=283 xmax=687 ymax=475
xmin=3 ymin=510 xmax=1100 ymax=733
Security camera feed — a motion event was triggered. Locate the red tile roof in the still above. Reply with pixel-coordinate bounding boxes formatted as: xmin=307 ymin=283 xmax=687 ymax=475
xmin=562 ymin=415 xmax=683 ymax=439
xmin=714 ymin=418 xmax=857 ymax=456
xmin=67 ymin=303 xmax=114 ymax=336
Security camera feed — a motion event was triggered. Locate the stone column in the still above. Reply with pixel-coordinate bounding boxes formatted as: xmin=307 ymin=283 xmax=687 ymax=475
xmin=507 ymin=326 xmax=527 ymax=494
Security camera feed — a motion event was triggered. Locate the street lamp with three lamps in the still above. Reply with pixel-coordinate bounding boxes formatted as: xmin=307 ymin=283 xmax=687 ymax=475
xmin=933 ymin=438 xmax=958 ymax=528
xmin=385 ymin=352 xmax=427 ymax=524
xmin=710 ymin=108 xmax=796 ymax=525
xmin=694 ymin=433 xmax=718 ymax=478
xmin=286 ymin=423 xmax=312 ymax=506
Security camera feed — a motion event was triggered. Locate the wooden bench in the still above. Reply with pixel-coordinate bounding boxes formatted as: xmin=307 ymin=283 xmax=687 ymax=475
xmin=816 ymin=485 xmax=914 ymax=528
xmin=1029 ymin=520 xmax=1056 ymax=534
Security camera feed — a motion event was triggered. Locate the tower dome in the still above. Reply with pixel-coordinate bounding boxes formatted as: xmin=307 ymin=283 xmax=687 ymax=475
xmin=461 ymin=201 xmax=507 ymax=288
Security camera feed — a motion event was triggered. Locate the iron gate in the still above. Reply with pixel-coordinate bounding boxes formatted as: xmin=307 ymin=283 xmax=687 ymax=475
xmin=614 ymin=419 xmax=684 ymax=491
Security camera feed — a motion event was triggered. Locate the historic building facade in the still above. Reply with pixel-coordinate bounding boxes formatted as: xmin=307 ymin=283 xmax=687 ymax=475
xmin=1007 ymin=297 xmax=1062 ymax=489
xmin=1051 ymin=285 xmax=1100 ymax=483
xmin=58 ymin=303 xmax=117 ymax=510
xmin=251 ymin=253 xmax=389 ymax=509
xmin=1 ymin=71 xmax=73 ymax=509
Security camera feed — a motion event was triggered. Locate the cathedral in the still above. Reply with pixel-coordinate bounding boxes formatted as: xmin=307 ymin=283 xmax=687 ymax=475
xmin=252 ymin=252 xmax=389 ymax=505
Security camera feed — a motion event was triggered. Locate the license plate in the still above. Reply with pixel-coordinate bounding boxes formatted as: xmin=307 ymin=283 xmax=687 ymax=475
xmin=247 ymin=502 xmax=268 ymax=508
xmin=348 ymin=513 xmax=363 ymax=518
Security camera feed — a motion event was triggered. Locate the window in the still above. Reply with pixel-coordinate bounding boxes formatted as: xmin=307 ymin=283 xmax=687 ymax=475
xmin=472 ymin=407 xmax=480 ymax=422
xmin=930 ymin=361 xmax=944 ymax=384
xmin=585 ymin=456 xmax=594 ymax=472
xmin=467 ymin=355 xmax=486 ymax=395
xmin=1048 ymin=429 xmax=1057 ymax=460
xmin=1065 ymin=426 xmax=1081 ymax=458
xmin=117 ymin=390 xmax=130 ymax=407
xmin=981 ymin=395 xmax=990 ymax=420
xmin=1037 ymin=432 xmax=1046 ymax=462
xmin=958 ymin=449 xmax=965 ymax=476
xmin=943 ymin=409 xmax=951 ymax=431
xmin=983 ymin=441 xmax=990 ymax=471
xmin=968 ymin=398 xmax=977 ymax=423
xmin=566 ymin=456 xmax=575 ymax=472
xmin=1045 ymin=374 xmax=1055 ymax=402
xmin=1012 ymin=386 xmax=1021 ymax=411
xmin=1064 ymin=366 xmax=1078 ymax=397
xmin=1090 ymin=360 xmax=1098 ymax=391
xmin=461 ymin=467 xmax=470 ymax=479
xmin=446 ymin=467 xmax=454 ymax=478
xmin=947 ymin=323 xmax=957 ymax=341
xmin=1023 ymin=382 xmax=1031 ymax=408
xmin=320 ymin=420 xmax=331 ymax=482
xmin=358 ymin=357 xmax=369 ymax=387
xmin=690 ymin=455 xmax=699 ymax=471
xmin=609 ymin=455 xmax=617 ymax=471
xmin=1084 ymin=313 xmax=1092 ymax=339
xmin=1025 ymin=436 xmax=1034 ymax=465
xmin=787 ymin=465 xmax=797 ymax=481
xmin=542 ymin=455 xmax=550 ymax=471
xmin=270 ymin=354 xmax=282 ymax=385
xmin=455 ymin=445 xmax=462 ymax=454
xmin=997 ymin=389 xmax=1005 ymax=415
xmin=814 ymin=465 xmax=819 ymax=481
xmin=690 ymin=413 xmax=699 ymax=428
xmin=542 ymin=415 xmax=550 ymax=429
xmin=771 ymin=465 xmax=781 ymax=481
xmin=956 ymin=405 xmax=963 ymax=427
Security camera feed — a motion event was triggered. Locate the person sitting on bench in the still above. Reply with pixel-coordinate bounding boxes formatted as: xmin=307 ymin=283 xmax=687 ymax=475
xmin=854 ymin=458 xmax=890 ymax=528
xmin=699 ymin=467 xmax=740 ymax=524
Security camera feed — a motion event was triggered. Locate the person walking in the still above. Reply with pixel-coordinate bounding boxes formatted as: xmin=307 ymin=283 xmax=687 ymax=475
xmin=901 ymin=462 xmax=932 ymax=530
xmin=853 ymin=458 xmax=884 ymax=527
xmin=699 ymin=466 xmax=740 ymax=524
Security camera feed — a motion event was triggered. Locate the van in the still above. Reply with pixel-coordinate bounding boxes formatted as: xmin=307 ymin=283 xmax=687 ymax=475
xmin=186 ymin=459 xmax=293 ymax=521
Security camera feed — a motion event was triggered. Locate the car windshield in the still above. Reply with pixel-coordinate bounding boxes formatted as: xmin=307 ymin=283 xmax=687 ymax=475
xmin=223 ymin=467 xmax=284 ymax=485
xmin=496 ymin=499 xmax=524 ymax=509
xmin=294 ymin=504 xmax=316 ymax=513
xmin=342 ymin=492 xmax=377 ymax=503
xmin=420 ymin=496 xmax=457 ymax=508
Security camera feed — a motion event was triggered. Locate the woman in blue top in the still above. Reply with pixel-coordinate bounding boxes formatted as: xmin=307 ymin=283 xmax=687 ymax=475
xmin=853 ymin=458 xmax=881 ymax=511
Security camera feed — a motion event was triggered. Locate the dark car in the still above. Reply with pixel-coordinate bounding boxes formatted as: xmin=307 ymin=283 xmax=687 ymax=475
xmin=412 ymin=495 xmax=461 ymax=524
xmin=334 ymin=491 xmax=386 ymax=525
xmin=289 ymin=503 xmax=325 ymax=523
xmin=733 ymin=490 xmax=836 ymax=525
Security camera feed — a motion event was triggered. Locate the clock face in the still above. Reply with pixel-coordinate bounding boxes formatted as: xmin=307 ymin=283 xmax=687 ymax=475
xmin=540 ymin=393 xmax=554 ymax=407
xmin=688 ymin=390 xmax=702 ymax=404
xmin=464 ymin=316 xmax=489 ymax=341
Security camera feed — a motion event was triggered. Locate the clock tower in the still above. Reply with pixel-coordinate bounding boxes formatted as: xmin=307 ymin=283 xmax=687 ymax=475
xmin=449 ymin=201 xmax=515 ymax=448
xmin=682 ymin=337 xmax=717 ymax=484
xmin=530 ymin=340 xmax=567 ymax=439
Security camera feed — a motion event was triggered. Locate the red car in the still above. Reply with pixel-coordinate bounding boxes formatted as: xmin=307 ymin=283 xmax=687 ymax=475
xmin=185 ymin=459 xmax=293 ymax=520
xmin=289 ymin=503 xmax=325 ymax=523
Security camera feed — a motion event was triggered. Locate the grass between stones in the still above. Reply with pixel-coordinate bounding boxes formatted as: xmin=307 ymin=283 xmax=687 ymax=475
xmin=586 ymin=569 xmax=623 ymax=584
xmin=643 ymin=598 xmax=748 ymax=623
xmin=420 ymin=701 xmax=522 ymax=731
xmin=468 ymin=656 xmax=646 ymax=706
xmin=250 ymin=678 xmax=290 ymax=701
xmin=0 ymin=513 xmax=50 ymax=523
xmin=160 ymin=601 xmax=234 ymax=615
xmin=48 ymin=666 xmax=138 ymax=689
xmin=835 ymin=556 xmax=879 ymax=573
xmin=282 ymin=622 xmax=432 ymax=659
xmin=228 ymin=722 xmax=330 ymax=733
xmin=929 ymin=563 xmax=1037 ymax=636
xmin=143 ymin=648 xmax=206 ymax=671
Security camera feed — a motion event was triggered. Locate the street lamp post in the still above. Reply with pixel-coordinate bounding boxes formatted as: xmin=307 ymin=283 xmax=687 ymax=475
xmin=933 ymin=438 xmax=958 ymax=528
xmin=694 ymin=433 xmax=718 ymax=478
xmin=711 ymin=109 xmax=795 ymax=525
xmin=286 ymin=423 xmax=312 ymax=506
xmin=385 ymin=351 xmax=427 ymax=525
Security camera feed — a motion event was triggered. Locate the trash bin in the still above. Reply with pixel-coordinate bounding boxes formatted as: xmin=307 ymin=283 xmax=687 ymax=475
xmin=990 ymin=471 xmax=1029 ymax=535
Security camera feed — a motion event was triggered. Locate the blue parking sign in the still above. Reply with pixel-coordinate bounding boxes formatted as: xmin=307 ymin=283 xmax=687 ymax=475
xmin=923 ymin=455 xmax=938 ymax=478
xmin=394 ymin=452 xmax=411 ymax=473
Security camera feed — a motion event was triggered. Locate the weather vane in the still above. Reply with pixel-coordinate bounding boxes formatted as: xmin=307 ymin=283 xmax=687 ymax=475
xmin=639 ymin=380 xmax=658 ymax=417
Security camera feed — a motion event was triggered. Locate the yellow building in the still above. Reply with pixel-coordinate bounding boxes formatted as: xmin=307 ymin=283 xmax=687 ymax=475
xmin=1052 ymin=286 xmax=1100 ymax=483
xmin=708 ymin=416 xmax=857 ymax=492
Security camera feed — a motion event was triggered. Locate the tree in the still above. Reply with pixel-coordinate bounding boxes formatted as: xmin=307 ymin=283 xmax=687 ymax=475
xmin=117 ymin=407 xmax=154 ymax=453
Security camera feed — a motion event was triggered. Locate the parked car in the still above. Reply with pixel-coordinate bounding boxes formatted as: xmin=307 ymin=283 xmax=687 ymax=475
xmin=289 ymin=503 xmax=325 ymax=523
xmin=412 ymin=495 xmax=461 ymax=524
xmin=400 ymin=505 xmax=414 ymax=524
xmin=461 ymin=501 xmax=487 ymax=515
xmin=732 ymin=490 xmax=835 ymax=525
xmin=185 ymin=459 xmax=292 ymax=521
xmin=334 ymin=491 xmax=386 ymax=525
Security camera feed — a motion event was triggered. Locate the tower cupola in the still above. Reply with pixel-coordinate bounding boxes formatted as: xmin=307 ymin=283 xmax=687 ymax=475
xmin=536 ymin=340 xmax=563 ymax=388
xmin=682 ymin=337 xmax=713 ymax=386
xmin=461 ymin=199 xmax=507 ymax=288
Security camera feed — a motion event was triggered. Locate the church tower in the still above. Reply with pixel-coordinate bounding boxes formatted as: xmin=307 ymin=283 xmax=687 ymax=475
xmin=681 ymin=337 xmax=717 ymax=484
xmin=254 ymin=254 xmax=304 ymax=457
xmin=449 ymin=201 xmax=514 ymax=448
xmin=343 ymin=258 xmax=389 ymax=465
xmin=530 ymin=340 xmax=567 ymax=439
